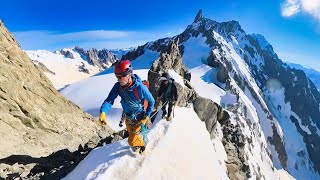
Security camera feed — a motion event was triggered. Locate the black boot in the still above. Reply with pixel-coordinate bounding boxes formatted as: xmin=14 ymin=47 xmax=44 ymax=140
xmin=139 ymin=146 xmax=146 ymax=155
xmin=161 ymin=113 xmax=166 ymax=119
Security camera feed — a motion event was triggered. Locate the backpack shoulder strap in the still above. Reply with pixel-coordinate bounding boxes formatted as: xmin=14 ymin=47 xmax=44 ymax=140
xmin=133 ymin=80 xmax=149 ymax=101
xmin=134 ymin=84 xmax=149 ymax=111
xmin=133 ymin=87 xmax=141 ymax=101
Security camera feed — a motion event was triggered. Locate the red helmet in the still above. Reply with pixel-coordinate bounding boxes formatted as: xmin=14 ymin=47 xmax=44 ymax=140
xmin=114 ymin=60 xmax=132 ymax=76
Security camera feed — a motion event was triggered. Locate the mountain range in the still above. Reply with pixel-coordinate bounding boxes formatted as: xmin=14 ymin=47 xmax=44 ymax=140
xmin=1 ymin=9 xmax=319 ymax=180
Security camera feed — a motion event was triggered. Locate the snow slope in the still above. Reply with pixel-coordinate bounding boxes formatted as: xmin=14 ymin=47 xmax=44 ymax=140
xmin=63 ymin=107 xmax=229 ymax=180
xmin=26 ymin=49 xmax=100 ymax=90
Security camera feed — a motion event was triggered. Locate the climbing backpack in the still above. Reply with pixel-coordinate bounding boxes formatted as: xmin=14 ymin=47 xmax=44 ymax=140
xmin=119 ymin=80 xmax=152 ymax=129
xmin=133 ymin=80 xmax=149 ymax=110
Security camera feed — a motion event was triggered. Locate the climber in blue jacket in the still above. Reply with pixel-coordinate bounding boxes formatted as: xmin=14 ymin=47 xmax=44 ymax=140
xmin=99 ymin=60 xmax=155 ymax=154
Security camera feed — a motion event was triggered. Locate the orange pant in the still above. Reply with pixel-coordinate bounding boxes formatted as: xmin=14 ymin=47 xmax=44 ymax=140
xmin=125 ymin=120 xmax=145 ymax=147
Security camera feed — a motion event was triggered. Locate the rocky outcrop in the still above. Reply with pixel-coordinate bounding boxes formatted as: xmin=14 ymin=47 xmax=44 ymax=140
xmin=206 ymin=50 xmax=253 ymax=179
xmin=78 ymin=62 xmax=90 ymax=74
xmin=60 ymin=49 xmax=75 ymax=59
xmin=71 ymin=46 xmax=118 ymax=69
xmin=193 ymin=9 xmax=203 ymax=23
xmin=0 ymin=20 xmax=114 ymax=179
xmin=32 ymin=60 xmax=55 ymax=75
xmin=0 ymin=131 xmax=123 ymax=179
xmin=193 ymin=96 xmax=229 ymax=138
xmin=207 ymin=50 xmax=229 ymax=83
xmin=221 ymin=119 xmax=250 ymax=180
xmin=148 ymin=37 xmax=229 ymax=139
xmin=148 ymin=39 xmax=196 ymax=107
xmin=150 ymin=39 xmax=189 ymax=79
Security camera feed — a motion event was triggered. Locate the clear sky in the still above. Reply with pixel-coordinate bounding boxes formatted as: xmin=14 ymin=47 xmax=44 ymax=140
xmin=1 ymin=0 xmax=319 ymax=70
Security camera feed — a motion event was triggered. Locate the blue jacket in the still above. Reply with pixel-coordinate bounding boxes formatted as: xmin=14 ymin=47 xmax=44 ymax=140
xmin=100 ymin=74 xmax=155 ymax=119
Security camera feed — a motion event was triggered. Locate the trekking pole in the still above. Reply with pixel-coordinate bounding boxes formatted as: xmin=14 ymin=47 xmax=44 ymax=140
xmin=173 ymin=108 xmax=174 ymax=118
xmin=150 ymin=101 xmax=168 ymax=119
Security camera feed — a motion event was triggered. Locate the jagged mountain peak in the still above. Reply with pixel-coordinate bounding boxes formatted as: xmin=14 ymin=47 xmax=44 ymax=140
xmin=189 ymin=13 xmax=245 ymax=34
xmin=193 ymin=9 xmax=203 ymax=23
xmin=74 ymin=45 xmax=85 ymax=51
xmin=57 ymin=46 xmax=118 ymax=69
xmin=181 ymin=16 xmax=247 ymax=47
xmin=59 ymin=47 xmax=78 ymax=59
xmin=121 ymin=15 xmax=247 ymax=60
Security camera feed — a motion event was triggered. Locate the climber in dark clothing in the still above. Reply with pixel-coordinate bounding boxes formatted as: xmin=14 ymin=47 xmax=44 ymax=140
xmin=155 ymin=72 xmax=178 ymax=121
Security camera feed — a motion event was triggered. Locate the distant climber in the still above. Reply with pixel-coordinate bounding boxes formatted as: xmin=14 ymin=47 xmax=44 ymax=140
xmin=99 ymin=60 xmax=155 ymax=154
xmin=155 ymin=72 xmax=178 ymax=121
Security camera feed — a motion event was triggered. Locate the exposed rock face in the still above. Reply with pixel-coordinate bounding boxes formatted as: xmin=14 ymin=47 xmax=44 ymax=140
xmin=221 ymin=120 xmax=249 ymax=180
xmin=150 ymin=39 xmax=189 ymax=79
xmin=71 ymin=46 xmax=118 ymax=69
xmin=78 ymin=62 xmax=90 ymax=74
xmin=60 ymin=49 xmax=75 ymax=59
xmin=121 ymin=45 xmax=145 ymax=61
xmin=206 ymin=38 xmax=288 ymax=177
xmin=0 ymin=21 xmax=114 ymax=178
xmin=193 ymin=96 xmax=229 ymax=138
xmin=31 ymin=60 xmax=55 ymax=75
xmin=207 ymin=50 xmax=229 ymax=83
xmin=148 ymin=39 xmax=196 ymax=107
xmin=193 ymin=9 xmax=203 ymax=23
xmin=148 ymin=37 xmax=229 ymax=139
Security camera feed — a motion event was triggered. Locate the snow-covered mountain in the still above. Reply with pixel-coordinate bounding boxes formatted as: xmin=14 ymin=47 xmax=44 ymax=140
xmin=26 ymin=47 xmax=123 ymax=90
xmin=55 ymin=10 xmax=314 ymax=179
xmin=26 ymin=49 xmax=101 ymax=90
xmin=287 ymin=62 xmax=320 ymax=91
xmin=110 ymin=47 xmax=134 ymax=59
xmin=61 ymin=46 xmax=118 ymax=68
xmin=114 ymin=10 xmax=320 ymax=180
xmin=60 ymin=12 xmax=320 ymax=179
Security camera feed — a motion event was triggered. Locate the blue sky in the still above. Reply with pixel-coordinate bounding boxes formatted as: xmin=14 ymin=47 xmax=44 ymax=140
xmin=1 ymin=0 xmax=320 ymax=70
